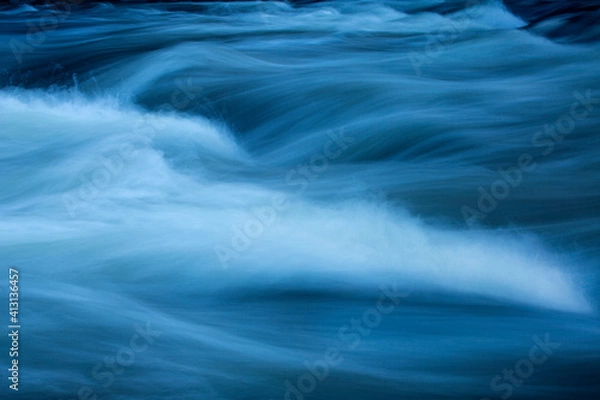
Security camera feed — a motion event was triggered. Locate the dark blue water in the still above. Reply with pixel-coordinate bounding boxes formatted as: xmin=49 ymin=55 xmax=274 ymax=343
xmin=1 ymin=1 xmax=599 ymax=399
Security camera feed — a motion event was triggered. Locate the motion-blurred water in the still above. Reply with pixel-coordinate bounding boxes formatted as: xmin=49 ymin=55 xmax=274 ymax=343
xmin=1 ymin=1 xmax=599 ymax=399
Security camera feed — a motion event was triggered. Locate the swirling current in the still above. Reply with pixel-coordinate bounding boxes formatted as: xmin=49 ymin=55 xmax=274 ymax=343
xmin=0 ymin=1 xmax=599 ymax=399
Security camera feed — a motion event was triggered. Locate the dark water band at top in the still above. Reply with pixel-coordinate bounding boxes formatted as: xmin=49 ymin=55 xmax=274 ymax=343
xmin=2 ymin=0 xmax=600 ymax=44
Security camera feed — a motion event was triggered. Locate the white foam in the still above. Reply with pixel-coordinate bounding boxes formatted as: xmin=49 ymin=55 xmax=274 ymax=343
xmin=0 ymin=91 xmax=592 ymax=315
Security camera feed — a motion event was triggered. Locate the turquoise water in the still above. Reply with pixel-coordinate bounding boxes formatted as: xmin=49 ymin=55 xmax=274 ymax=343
xmin=1 ymin=1 xmax=599 ymax=399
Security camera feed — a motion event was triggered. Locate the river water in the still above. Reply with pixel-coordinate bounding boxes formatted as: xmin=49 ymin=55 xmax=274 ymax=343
xmin=1 ymin=1 xmax=599 ymax=399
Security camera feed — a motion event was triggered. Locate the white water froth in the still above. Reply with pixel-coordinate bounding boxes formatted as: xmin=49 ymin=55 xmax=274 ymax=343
xmin=0 ymin=91 xmax=592 ymax=315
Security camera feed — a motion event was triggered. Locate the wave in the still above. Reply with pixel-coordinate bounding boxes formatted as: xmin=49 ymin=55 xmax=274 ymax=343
xmin=0 ymin=90 xmax=593 ymax=314
xmin=1 ymin=2 xmax=600 ymax=399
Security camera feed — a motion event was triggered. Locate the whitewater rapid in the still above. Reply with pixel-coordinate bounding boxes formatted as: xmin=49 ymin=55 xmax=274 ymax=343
xmin=1 ymin=1 xmax=599 ymax=399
